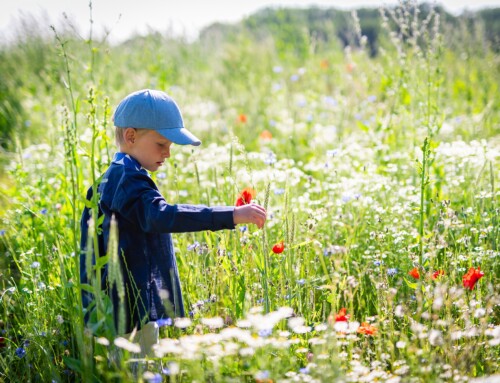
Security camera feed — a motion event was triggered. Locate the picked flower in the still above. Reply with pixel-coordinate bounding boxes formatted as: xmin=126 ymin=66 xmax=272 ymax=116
xmin=235 ymin=187 xmax=256 ymax=206
xmin=357 ymin=322 xmax=377 ymax=336
xmin=462 ymin=267 xmax=484 ymax=290
xmin=408 ymin=267 xmax=420 ymax=280
xmin=272 ymin=241 xmax=285 ymax=254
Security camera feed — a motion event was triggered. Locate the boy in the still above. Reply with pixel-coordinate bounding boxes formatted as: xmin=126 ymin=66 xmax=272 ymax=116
xmin=80 ymin=89 xmax=266 ymax=355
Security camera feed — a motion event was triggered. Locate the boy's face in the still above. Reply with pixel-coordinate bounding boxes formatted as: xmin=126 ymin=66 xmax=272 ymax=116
xmin=126 ymin=129 xmax=173 ymax=172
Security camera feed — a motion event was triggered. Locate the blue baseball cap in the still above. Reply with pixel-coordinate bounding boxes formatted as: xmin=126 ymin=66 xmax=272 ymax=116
xmin=113 ymin=89 xmax=201 ymax=146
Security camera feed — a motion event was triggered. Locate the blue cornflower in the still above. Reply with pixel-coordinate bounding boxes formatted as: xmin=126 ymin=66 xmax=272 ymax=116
xmin=273 ymin=66 xmax=283 ymax=73
xmin=30 ymin=261 xmax=40 ymax=269
xmin=296 ymin=99 xmax=307 ymax=108
xmin=387 ymin=268 xmax=398 ymax=276
xmin=256 ymin=370 xmax=270 ymax=380
xmin=274 ymin=188 xmax=285 ymax=195
xmin=146 ymin=373 xmax=162 ymax=383
xmin=323 ymin=96 xmax=337 ymax=106
xmin=0 ymin=229 xmax=5 ymax=236
xmin=258 ymin=328 xmax=272 ymax=337
xmin=341 ymin=194 xmax=352 ymax=203
xmin=299 ymin=366 xmax=310 ymax=374
xmin=187 ymin=241 xmax=200 ymax=251
xmin=367 ymin=95 xmax=377 ymax=102
xmin=326 ymin=149 xmax=338 ymax=157
xmin=290 ymin=74 xmax=299 ymax=82
xmin=157 ymin=318 xmax=173 ymax=327
xmin=373 ymin=260 xmax=382 ymax=267
xmin=156 ymin=172 xmax=166 ymax=179
xmin=297 ymin=279 xmax=306 ymax=285
xmin=239 ymin=225 xmax=247 ymax=233
xmin=15 ymin=347 xmax=26 ymax=358
xmin=40 ymin=208 xmax=48 ymax=215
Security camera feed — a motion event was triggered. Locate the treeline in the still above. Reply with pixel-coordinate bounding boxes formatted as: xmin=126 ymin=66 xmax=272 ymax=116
xmin=200 ymin=3 xmax=500 ymax=57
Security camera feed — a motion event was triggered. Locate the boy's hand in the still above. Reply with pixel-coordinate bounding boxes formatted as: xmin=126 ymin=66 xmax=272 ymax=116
xmin=233 ymin=204 xmax=267 ymax=229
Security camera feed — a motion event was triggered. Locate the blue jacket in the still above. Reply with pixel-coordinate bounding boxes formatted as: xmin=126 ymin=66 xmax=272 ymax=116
xmin=80 ymin=153 xmax=235 ymax=333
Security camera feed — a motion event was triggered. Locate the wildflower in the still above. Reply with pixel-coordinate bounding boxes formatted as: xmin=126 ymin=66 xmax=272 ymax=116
xmin=326 ymin=149 xmax=338 ymax=157
xmin=387 ymin=268 xmax=398 ymax=276
xmin=273 ymin=66 xmax=283 ymax=73
xmin=373 ymin=260 xmax=382 ymax=267
xmin=239 ymin=225 xmax=248 ymax=233
xmin=462 ymin=267 xmax=484 ymax=290
xmin=264 ymin=151 xmax=277 ymax=165
xmin=40 ymin=208 xmax=48 ymax=215
xmin=114 ymin=337 xmax=141 ymax=353
xmin=30 ymin=262 xmax=41 ymax=269
xmin=297 ymin=279 xmax=306 ymax=285
xmin=432 ymin=270 xmax=445 ymax=280
xmin=0 ymin=337 xmax=6 ymax=348
xmin=0 ymin=229 xmax=5 ymax=236
xmin=56 ymin=315 xmax=64 ymax=324
xmin=259 ymin=130 xmax=273 ymax=140
xmin=320 ymin=59 xmax=329 ymax=69
xmin=409 ymin=267 xmax=420 ymax=279
xmin=238 ymin=114 xmax=247 ymax=123
xmin=274 ymin=188 xmax=285 ymax=195
xmin=157 ymin=318 xmax=173 ymax=327
xmin=201 ymin=317 xmax=224 ymax=329
xmin=255 ymin=370 xmax=271 ymax=382
xmin=15 ymin=347 xmax=26 ymax=358
xmin=187 ymin=241 xmax=200 ymax=251
xmin=143 ymin=372 xmax=162 ymax=383
xmin=174 ymin=317 xmax=192 ymax=329
xmin=335 ymin=308 xmax=350 ymax=322
xmin=235 ymin=187 xmax=256 ymax=206
xmin=357 ymin=322 xmax=377 ymax=336
xmin=258 ymin=328 xmax=273 ymax=337
xmin=272 ymin=241 xmax=285 ymax=254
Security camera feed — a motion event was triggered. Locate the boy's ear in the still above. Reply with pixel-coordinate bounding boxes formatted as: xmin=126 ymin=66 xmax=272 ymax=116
xmin=124 ymin=128 xmax=136 ymax=144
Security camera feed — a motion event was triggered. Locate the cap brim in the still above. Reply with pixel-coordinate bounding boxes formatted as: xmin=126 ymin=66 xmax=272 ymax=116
xmin=157 ymin=128 xmax=201 ymax=146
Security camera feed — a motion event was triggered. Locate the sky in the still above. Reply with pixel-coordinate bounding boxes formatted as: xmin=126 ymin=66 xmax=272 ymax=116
xmin=1 ymin=0 xmax=500 ymax=43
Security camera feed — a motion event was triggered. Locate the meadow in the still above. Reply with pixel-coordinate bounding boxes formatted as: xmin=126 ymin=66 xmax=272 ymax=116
xmin=0 ymin=2 xmax=499 ymax=382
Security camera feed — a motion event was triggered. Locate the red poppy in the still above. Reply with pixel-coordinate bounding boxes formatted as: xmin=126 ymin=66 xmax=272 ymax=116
xmin=272 ymin=241 xmax=285 ymax=254
xmin=462 ymin=267 xmax=484 ymax=290
xmin=0 ymin=337 xmax=6 ymax=348
xmin=238 ymin=114 xmax=247 ymax=123
xmin=335 ymin=308 xmax=350 ymax=322
xmin=357 ymin=322 xmax=377 ymax=336
xmin=432 ymin=270 xmax=445 ymax=280
xmin=235 ymin=187 xmax=256 ymax=206
xmin=408 ymin=267 xmax=420 ymax=280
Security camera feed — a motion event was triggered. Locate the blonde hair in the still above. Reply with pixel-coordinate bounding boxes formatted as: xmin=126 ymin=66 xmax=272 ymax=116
xmin=115 ymin=127 xmax=127 ymax=146
xmin=114 ymin=127 xmax=151 ymax=147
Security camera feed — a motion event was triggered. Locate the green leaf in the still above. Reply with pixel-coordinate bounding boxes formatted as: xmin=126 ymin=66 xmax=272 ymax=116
xmin=404 ymin=277 xmax=418 ymax=289
xmin=63 ymin=356 xmax=83 ymax=374
xmin=94 ymin=255 xmax=109 ymax=270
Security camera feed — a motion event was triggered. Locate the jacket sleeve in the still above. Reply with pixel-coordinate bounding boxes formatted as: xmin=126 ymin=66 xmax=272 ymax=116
xmin=111 ymin=171 xmax=235 ymax=233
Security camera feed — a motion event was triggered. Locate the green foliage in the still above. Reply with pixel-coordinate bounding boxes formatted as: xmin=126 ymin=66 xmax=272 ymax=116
xmin=0 ymin=1 xmax=499 ymax=382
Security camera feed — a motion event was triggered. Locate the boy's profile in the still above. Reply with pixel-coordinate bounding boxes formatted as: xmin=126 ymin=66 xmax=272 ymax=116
xmin=80 ymin=89 xmax=266 ymax=355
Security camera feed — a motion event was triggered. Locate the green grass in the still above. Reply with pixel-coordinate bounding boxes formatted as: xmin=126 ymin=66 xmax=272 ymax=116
xmin=0 ymin=2 xmax=499 ymax=382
